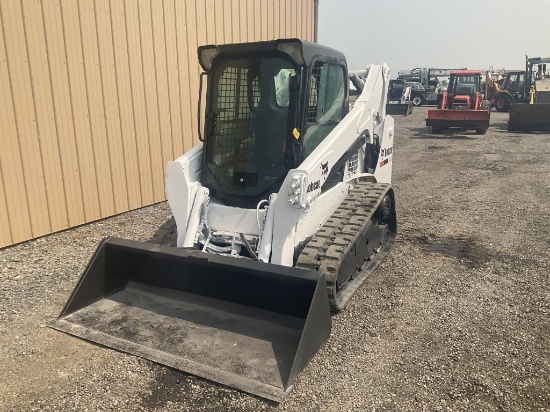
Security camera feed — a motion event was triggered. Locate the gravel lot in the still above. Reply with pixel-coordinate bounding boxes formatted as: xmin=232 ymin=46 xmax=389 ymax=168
xmin=1 ymin=107 xmax=549 ymax=412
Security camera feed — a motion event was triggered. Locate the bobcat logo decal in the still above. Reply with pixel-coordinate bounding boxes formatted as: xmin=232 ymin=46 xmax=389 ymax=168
xmin=321 ymin=162 xmax=329 ymax=177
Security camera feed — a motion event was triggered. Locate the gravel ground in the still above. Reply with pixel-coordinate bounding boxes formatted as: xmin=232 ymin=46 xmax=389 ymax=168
xmin=1 ymin=107 xmax=549 ymax=412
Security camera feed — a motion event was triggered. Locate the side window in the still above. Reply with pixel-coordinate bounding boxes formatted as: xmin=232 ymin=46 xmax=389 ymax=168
xmin=303 ymin=62 xmax=346 ymax=158
xmin=518 ymin=73 xmax=525 ymax=88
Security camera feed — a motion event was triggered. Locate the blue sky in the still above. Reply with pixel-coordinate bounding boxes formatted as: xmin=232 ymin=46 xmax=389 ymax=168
xmin=318 ymin=0 xmax=550 ymax=77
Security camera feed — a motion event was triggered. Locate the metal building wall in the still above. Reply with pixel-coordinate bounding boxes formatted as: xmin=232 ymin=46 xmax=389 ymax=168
xmin=0 ymin=0 xmax=316 ymax=247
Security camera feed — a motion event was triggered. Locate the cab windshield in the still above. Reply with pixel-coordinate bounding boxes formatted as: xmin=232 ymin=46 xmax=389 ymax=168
xmin=206 ymin=57 xmax=297 ymax=197
xmin=450 ymin=74 xmax=481 ymax=95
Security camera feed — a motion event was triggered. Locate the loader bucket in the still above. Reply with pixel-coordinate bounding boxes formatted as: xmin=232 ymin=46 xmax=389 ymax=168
xmin=50 ymin=237 xmax=331 ymax=402
xmin=508 ymin=103 xmax=550 ymax=131
xmin=425 ymin=109 xmax=490 ymax=131
xmin=386 ymin=102 xmax=413 ymax=116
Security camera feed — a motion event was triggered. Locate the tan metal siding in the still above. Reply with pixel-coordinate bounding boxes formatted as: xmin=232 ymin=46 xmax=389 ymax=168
xmin=2 ymin=0 xmax=51 ymax=239
xmin=124 ymin=0 xmax=156 ymax=206
xmin=66 ymin=0 xmax=104 ymax=221
xmin=43 ymin=1 xmax=87 ymax=226
xmin=0 ymin=0 xmax=316 ymax=248
xmin=95 ymin=0 xmax=130 ymax=213
xmin=239 ymin=0 xmax=247 ymax=42
xmin=110 ymin=0 xmax=143 ymax=210
xmin=174 ymin=0 xmax=195 ymax=155
xmin=1 ymin=9 xmax=32 ymax=243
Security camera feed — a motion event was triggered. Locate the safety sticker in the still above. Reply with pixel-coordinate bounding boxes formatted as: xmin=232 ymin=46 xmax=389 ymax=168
xmin=379 ymin=156 xmax=392 ymax=167
xmin=292 ymin=128 xmax=300 ymax=139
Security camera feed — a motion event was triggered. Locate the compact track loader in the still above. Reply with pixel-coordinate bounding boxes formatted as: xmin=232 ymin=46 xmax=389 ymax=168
xmin=51 ymin=39 xmax=397 ymax=401
xmin=386 ymin=79 xmax=413 ymax=116
xmin=426 ymin=70 xmax=490 ymax=135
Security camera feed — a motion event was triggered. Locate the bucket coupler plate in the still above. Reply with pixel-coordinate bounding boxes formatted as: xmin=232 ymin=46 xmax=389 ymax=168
xmin=50 ymin=237 xmax=332 ymax=402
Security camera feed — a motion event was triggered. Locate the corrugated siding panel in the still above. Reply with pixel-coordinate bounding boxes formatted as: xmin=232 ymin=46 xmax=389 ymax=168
xmin=174 ymin=0 xmax=193 ymax=155
xmin=79 ymin=0 xmax=117 ymax=217
xmin=224 ymin=0 xmax=234 ymax=42
xmin=246 ymin=0 xmax=254 ymax=41
xmin=124 ymin=0 xmax=155 ymax=206
xmin=21 ymin=0 xmax=68 ymax=231
xmin=272 ymin=0 xmax=280 ymax=41
xmin=0 ymin=5 xmax=31 ymax=244
xmin=230 ymin=1 xmax=240 ymax=42
xmin=0 ymin=170 xmax=10 ymax=243
xmin=62 ymin=0 xmax=103 ymax=221
xmin=160 ymin=0 xmax=181 ymax=163
xmin=151 ymin=1 xmax=174 ymax=176
xmin=94 ymin=0 xmax=130 ymax=213
xmin=189 ymin=0 xmax=203 ymax=143
xmin=239 ymin=0 xmax=247 ymax=42
xmin=306 ymin=0 xmax=313 ymax=40
xmin=42 ymin=1 xmax=86 ymax=226
xmin=0 ymin=0 xmax=316 ymax=248
xmin=137 ymin=0 xmax=165 ymax=202
xmin=2 ymin=0 xmax=51 ymax=239
xmin=109 ymin=0 xmax=142 ymax=210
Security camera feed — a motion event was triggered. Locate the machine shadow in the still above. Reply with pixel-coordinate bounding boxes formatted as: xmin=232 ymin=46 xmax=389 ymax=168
xmin=408 ymin=127 xmax=478 ymax=140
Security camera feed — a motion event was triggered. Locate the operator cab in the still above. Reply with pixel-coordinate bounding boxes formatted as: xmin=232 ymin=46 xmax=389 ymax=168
xmin=388 ymin=79 xmax=405 ymax=100
xmin=445 ymin=70 xmax=483 ymax=109
xmin=198 ymin=39 xmax=348 ymax=208
xmin=503 ymin=71 xmax=526 ymax=94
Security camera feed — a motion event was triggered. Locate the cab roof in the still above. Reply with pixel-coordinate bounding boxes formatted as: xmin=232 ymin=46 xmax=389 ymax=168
xmin=198 ymin=38 xmax=347 ymax=72
xmin=528 ymin=56 xmax=550 ymax=64
xmin=451 ymin=70 xmax=482 ymax=76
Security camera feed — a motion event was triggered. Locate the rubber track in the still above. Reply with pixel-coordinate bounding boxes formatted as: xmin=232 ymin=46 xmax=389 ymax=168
xmin=296 ymin=181 xmax=395 ymax=311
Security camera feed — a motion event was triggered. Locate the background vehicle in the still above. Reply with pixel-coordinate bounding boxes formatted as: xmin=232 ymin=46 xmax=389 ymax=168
xmin=386 ymin=79 xmax=413 ymax=115
xmin=425 ymin=70 xmax=490 ymax=134
xmin=509 ymin=56 xmax=550 ymax=131
xmin=404 ymin=81 xmax=429 ymax=106
xmin=485 ymin=70 xmax=526 ymax=112
xmin=398 ymin=67 xmax=466 ymax=106
xmin=51 ymin=39 xmax=397 ymax=401
xmin=437 ymin=79 xmax=448 ymax=93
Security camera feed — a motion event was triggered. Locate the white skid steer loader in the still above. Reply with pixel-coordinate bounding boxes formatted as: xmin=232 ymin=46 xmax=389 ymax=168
xmin=51 ymin=39 xmax=397 ymax=402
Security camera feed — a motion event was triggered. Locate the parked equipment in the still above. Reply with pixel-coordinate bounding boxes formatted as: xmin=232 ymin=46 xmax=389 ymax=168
xmin=508 ymin=56 xmax=550 ymax=131
xmin=386 ymin=79 xmax=413 ymax=116
xmin=485 ymin=70 xmax=526 ymax=112
xmin=398 ymin=67 xmax=466 ymax=106
xmin=51 ymin=39 xmax=397 ymax=402
xmin=425 ymin=70 xmax=490 ymax=134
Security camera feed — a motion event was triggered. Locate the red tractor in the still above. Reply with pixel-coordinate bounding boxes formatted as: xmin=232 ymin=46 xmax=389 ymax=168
xmin=425 ymin=70 xmax=490 ymax=135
